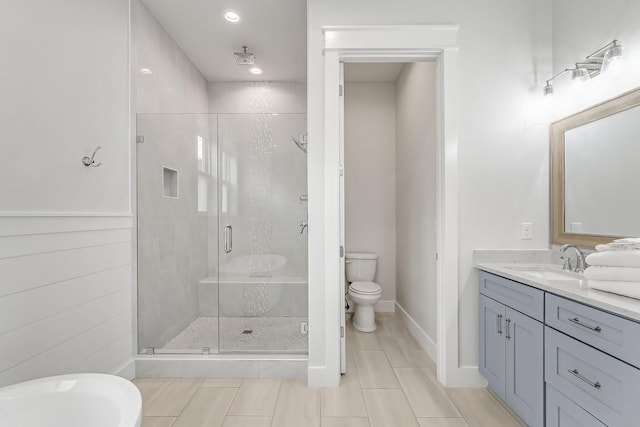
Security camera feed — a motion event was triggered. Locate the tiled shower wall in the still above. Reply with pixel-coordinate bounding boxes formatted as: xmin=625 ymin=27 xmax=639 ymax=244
xmin=134 ymin=0 xmax=210 ymax=351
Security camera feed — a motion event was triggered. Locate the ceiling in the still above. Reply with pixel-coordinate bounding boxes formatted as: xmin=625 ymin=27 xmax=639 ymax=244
xmin=141 ymin=0 xmax=307 ymax=82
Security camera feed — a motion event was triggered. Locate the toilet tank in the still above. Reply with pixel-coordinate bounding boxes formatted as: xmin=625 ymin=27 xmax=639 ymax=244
xmin=345 ymin=253 xmax=378 ymax=282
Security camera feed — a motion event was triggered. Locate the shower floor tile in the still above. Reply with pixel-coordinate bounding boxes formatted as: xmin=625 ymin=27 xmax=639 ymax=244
xmin=160 ymin=316 xmax=308 ymax=353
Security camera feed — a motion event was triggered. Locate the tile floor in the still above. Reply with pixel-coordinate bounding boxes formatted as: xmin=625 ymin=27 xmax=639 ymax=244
xmin=134 ymin=314 xmax=524 ymax=427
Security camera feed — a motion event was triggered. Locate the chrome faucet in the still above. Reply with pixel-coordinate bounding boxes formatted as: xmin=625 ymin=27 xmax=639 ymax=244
xmin=560 ymin=244 xmax=587 ymax=273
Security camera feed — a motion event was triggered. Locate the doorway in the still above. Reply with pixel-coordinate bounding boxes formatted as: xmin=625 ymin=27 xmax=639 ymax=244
xmin=340 ymin=62 xmax=439 ymax=374
xmin=308 ymin=25 xmax=463 ymax=387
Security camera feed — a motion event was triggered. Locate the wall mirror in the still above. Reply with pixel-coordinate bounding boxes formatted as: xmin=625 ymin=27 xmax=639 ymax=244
xmin=551 ymin=87 xmax=640 ymax=247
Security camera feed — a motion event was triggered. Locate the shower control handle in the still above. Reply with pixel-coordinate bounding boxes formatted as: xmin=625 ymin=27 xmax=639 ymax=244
xmin=224 ymin=225 xmax=233 ymax=253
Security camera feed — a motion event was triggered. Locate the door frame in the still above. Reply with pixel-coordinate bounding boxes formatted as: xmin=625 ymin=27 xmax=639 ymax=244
xmin=319 ymin=25 xmax=467 ymax=386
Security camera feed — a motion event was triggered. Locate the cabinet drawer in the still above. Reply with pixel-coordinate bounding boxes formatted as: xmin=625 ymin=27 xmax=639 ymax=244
xmin=546 ymin=385 xmax=605 ymax=427
xmin=479 ymin=271 xmax=544 ymax=321
xmin=545 ymin=327 xmax=640 ymax=427
xmin=546 ymin=293 xmax=640 ymax=368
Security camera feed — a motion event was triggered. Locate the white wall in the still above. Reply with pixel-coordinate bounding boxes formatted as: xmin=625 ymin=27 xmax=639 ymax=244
xmin=395 ymin=63 xmax=438 ymax=348
xmin=308 ymin=0 xmax=552 ymax=385
xmin=0 ymin=1 xmax=130 ymax=214
xmin=551 ymin=0 xmax=640 ymax=119
xmin=344 ymin=82 xmax=396 ymax=308
xmin=0 ymin=217 xmax=133 ymax=387
xmin=0 ymin=0 xmax=133 ymax=387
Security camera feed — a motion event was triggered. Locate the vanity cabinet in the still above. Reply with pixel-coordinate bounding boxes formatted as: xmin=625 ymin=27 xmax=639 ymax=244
xmin=479 ymin=269 xmax=640 ymax=427
xmin=479 ymin=272 xmax=544 ymax=427
xmin=545 ymin=295 xmax=640 ymax=427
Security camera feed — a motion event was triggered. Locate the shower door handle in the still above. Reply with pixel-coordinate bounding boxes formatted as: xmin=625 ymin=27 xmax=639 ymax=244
xmin=224 ymin=225 xmax=233 ymax=253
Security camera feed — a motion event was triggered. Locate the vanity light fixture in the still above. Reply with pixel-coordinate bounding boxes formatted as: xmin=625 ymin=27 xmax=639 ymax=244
xmin=543 ymin=39 xmax=623 ymax=96
xmin=571 ymin=67 xmax=590 ymax=82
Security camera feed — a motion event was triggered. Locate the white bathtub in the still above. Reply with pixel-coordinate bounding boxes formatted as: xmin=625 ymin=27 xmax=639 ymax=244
xmin=0 ymin=373 xmax=141 ymax=427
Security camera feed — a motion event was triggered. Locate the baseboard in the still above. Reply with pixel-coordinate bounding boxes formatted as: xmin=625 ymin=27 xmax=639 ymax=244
xmin=444 ymin=365 xmax=488 ymax=388
xmin=374 ymin=300 xmax=396 ymax=313
xmin=307 ymin=364 xmax=341 ymax=388
xmin=395 ymin=302 xmax=437 ymax=362
xmin=113 ymin=358 xmax=135 ymax=380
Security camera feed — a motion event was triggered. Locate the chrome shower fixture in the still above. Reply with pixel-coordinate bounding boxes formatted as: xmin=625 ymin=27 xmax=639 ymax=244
xmin=292 ymin=133 xmax=308 ymax=154
xmin=234 ymin=46 xmax=255 ymax=65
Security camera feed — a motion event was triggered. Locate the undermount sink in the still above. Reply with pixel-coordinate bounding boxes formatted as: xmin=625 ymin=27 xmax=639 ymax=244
xmin=506 ymin=265 xmax=583 ymax=281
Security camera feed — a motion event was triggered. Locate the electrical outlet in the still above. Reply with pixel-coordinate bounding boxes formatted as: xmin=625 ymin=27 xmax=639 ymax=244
xmin=570 ymin=222 xmax=583 ymax=233
xmin=521 ymin=222 xmax=533 ymax=240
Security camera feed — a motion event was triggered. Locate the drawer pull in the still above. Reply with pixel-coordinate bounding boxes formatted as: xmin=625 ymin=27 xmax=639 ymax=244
xmin=568 ymin=317 xmax=602 ymax=332
xmin=497 ymin=314 xmax=503 ymax=335
xmin=568 ymin=369 xmax=601 ymax=389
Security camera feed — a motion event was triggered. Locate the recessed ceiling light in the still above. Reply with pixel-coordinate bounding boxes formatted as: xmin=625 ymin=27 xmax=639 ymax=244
xmin=249 ymin=67 xmax=263 ymax=75
xmin=139 ymin=67 xmax=153 ymax=75
xmin=223 ymin=10 xmax=241 ymax=23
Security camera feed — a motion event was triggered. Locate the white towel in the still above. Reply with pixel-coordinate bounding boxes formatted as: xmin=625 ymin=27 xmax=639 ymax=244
xmin=596 ymin=238 xmax=640 ymax=252
xmin=585 ymin=250 xmax=640 ymax=268
xmin=584 ymin=266 xmax=640 ymax=282
xmin=588 ymin=280 xmax=640 ymax=300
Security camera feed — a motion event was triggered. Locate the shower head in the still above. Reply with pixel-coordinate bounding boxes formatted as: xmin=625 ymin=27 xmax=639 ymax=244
xmin=292 ymin=135 xmax=307 ymax=154
xmin=234 ymin=46 xmax=255 ymax=65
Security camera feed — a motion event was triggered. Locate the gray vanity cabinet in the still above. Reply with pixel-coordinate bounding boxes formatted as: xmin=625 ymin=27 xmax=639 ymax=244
xmin=479 ymin=294 xmax=506 ymax=396
xmin=545 ymin=294 xmax=640 ymax=427
xmin=479 ymin=269 xmax=640 ymax=426
xmin=479 ymin=272 xmax=544 ymax=427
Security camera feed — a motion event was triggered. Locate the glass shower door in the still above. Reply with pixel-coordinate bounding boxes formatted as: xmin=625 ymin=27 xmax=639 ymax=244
xmin=136 ymin=113 xmax=218 ymax=354
xmin=217 ymin=113 xmax=308 ymax=353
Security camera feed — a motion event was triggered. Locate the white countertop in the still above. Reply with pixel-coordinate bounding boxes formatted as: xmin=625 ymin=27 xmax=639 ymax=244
xmin=476 ymin=261 xmax=640 ymax=322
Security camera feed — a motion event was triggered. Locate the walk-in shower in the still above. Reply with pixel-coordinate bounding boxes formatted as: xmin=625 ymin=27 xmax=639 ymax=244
xmin=136 ymin=113 xmax=308 ymax=356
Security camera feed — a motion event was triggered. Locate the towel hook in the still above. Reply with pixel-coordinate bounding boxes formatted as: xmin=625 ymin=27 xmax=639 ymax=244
xmin=82 ymin=146 xmax=102 ymax=167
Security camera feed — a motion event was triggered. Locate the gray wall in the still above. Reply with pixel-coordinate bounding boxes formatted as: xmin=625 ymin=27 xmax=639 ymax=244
xmin=135 ymin=0 xmax=210 ymax=350
xmin=395 ymin=63 xmax=438 ymax=344
xmin=344 ymin=82 xmax=397 ymax=308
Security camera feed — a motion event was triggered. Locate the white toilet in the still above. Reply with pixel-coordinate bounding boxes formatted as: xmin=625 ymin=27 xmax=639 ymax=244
xmin=346 ymin=252 xmax=383 ymax=332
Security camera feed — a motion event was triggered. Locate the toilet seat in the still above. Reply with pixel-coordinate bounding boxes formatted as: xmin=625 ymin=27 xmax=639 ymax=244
xmin=349 ymin=281 xmax=381 ymax=294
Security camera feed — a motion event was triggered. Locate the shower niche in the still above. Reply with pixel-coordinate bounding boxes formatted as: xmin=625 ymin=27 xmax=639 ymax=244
xmin=136 ymin=113 xmax=308 ymax=356
xmin=162 ymin=167 xmax=178 ymax=198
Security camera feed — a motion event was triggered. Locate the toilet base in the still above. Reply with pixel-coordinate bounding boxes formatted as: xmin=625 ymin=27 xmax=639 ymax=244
xmin=352 ymin=304 xmax=377 ymax=332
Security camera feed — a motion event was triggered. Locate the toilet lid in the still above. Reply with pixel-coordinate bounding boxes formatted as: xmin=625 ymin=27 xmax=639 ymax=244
xmin=350 ymin=281 xmax=381 ymax=294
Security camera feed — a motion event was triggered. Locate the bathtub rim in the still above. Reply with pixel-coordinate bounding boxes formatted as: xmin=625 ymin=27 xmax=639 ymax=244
xmin=0 ymin=373 xmax=141 ymax=427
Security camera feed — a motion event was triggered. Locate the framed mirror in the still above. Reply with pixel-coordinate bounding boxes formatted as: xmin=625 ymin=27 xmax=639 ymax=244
xmin=551 ymin=87 xmax=640 ymax=247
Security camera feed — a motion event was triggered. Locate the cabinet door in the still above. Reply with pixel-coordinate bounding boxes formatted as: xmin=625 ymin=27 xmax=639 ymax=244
xmin=479 ymin=294 xmax=506 ymax=398
xmin=506 ymin=307 xmax=544 ymax=427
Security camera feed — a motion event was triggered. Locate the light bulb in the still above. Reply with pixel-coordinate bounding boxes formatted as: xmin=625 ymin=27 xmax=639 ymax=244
xmin=223 ymin=10 xmax=241 ymax=23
